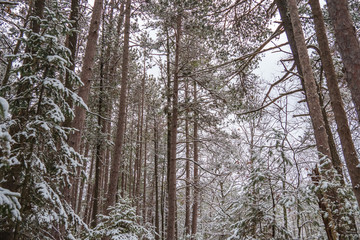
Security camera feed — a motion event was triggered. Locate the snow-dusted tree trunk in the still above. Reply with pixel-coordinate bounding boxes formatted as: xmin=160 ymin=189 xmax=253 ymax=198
xmin=68 ymin=0 xmax=103 ymax=152
xmin=66 ymin=0 xmax=103 ymax=207
xmin=184 ymin=79 xmax=191 ymax=239
xmin=106 ymin=0 xmax=132 ymax=210
xmin=167 ymin=13 xmax=182 ymax=240
xmin=63 ymin=0 xmax=79 ymax=124
xmin=154 ymin=119 xmax=160 ymax=240
xmin=102 ymin=1 xmax=125 ymax=199
xmin=286 ymin=0 xmax=356 ymax=238
xmin=309 ymin=0 xmax=360 ymax=214
xmin=191 ymin=81 xmax=199 ymax=240
xmin=325 ymin=0 xmax=360 ymax=121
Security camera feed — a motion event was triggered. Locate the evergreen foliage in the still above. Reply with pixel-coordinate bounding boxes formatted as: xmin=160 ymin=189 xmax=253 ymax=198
xmin=0 ymin=1 xmax=86 ymax=238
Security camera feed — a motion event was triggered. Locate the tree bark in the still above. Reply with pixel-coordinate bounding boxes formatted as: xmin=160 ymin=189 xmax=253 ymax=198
xmin=84 ymin=154 xmax=95 ymax=225
xmin=191 ymin=81 xmax=199 ymax=240
xmin=63 ymin=0 xmax=79 ymax=124
xmin=184 ymin=79 xmax=191 ymax=239
xmin=106 ymin=0 xmax=132 ymax=210
xmin=285 ymin=0 xmax=340 ymax=238
xmin=143 ymin=114 xmax=148 ymax=222
xmin=103 ymin=1 xmax=125 ymax=197
xmin=67 ymin=0 xmax=103 ymax=208
xmin=154 ymin=119 xmax=160 ymax=240
xmin=134 ymin=99 xmax=143 ymax=213
xmin=167 ymin=13 xmax=182 ymax=240
xmin=309 ymin=0 xmax=360 ymax=234
xmin=91 ymin=55 xmax=106 ymax=228
xmin=76 ymin=142 xmax=90 ymax=215
xmin=141 ymin=66 xmax=147 ymax=220
xmin=68 ymin=0 xmax=103 ymax=152
xmin=165 ymin=25 xmax=172 ymax=237
xmin=325 ymin=0 xmax=360 ymax=121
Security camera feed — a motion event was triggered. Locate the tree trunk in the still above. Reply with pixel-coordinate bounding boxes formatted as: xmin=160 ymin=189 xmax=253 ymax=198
xmin=103 ymin=2 xmax=125 ymax=198
xmin=140 ymin=58 xmax=147 ymax=222
xmin=191 ymin=81 xmax=199 ymax=240
xmin=91 ymin=56 xmax=106 ymax=228
xmin=285 ymin=0 xmax=339 ymax=238
xmin=161 ymin=156 xmax=166 ymax=239
xmin=63 ymin=0 xmax=79 ymax=123
xmin=325 ymin=0 xmax=360 ymax=121
xmin=165 ymin=25 xmax=172 ymax=238
xmin=167 ymin=14 xmax=182 ymax=240
xmin=84 ymin=154 xmax=95 ymax=225
xmin=67 ymin=0 xmax=103 ymax=209
xmin=309 ymin=0 xmax=360 ymax=234
xmin=184 ymin=79 xmax=191 ymax=239
xmin=76 ymin=142 xmax=90 ymax=215
xmin=106 ymin=0 xmax=132 ymax=210
xmin=134 ymin=99 xmax=143 ymax=213
xmin=154 ymin=119 xmax=160 ymax=240
xmin=68 ymin=0 xmax=103 ymax=152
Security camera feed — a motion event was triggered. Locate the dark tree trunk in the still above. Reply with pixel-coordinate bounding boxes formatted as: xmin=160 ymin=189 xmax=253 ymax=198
xmin=285 ymin=0 xmax=342 ymax=238
xmin=184 ymin=79 xmax=191 ymax=239
xmin=67 ymin=0 xmax=103 ymax=209
xmin=154 ymin=119 xmax=160 ymax=240
xmin=68 ymin=0 xmax=103 ymax=152
xmin=167 ymin=14 xmax=182 ymax=240
xmin=325 ymin=0 xmax=360 ymax=121
xmin=191 ymin=81 xmax=199 ymax=240
xmin=309 ymin=0 xmax=360 ymax=235
xmin=106 ymin=0 xmax=132 ymax=210
xmin=165 ymin=25 xmax=172 ymax=238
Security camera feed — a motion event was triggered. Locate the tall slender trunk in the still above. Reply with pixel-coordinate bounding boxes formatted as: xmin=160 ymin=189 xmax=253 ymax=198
xmin=191 ymin=81 xmax=199 ymax=240
xmin=103 ymin=2 xmax=125 ymax=197
xmin=67 ymin=0 xmax=103 ymax=209
xmin=62 ymin=0 xmax=80 ymax=206
xmin=309 ymin=0 xmax=360 ymax=233
xmin=184 ymin=79 xmax=191 ymax=238
xmin=154 ymin=119 xmax=160 ymax=240
xmin=106 ymin=0 xmax=132 ymax=210
xmin=140 ymin=64 xmax=147 ymax=219
xmin=166 ymin=13 xmax=182 ymax=240
xmin=276 ymin=1 xmax=347 ymax=238
xmin=76 ymin=142 xmax=90 ymax=215
xmin=84 ymin=154 xmax=95 ymax=225
xmin=165 ymin=25 xmax=172 ymax=237
xmin=286 ymin=0 xmax=349 ymax=238
xmin=134 ymin=100 xmax=143 ymax=212
xmin=325 ymin=0 xmax=360 ymax=121
xmin=161 ymin=155 xmax=166 ymax=240
xmin=63 ymin=0 xmax=79 ymax=123
xmin=68 ymin=0 xmax=103 ymax=152
xmin=143 ymin=114 xmax=148 ymax=222
xmin=91 ymin=58 xmax=106 ymax=228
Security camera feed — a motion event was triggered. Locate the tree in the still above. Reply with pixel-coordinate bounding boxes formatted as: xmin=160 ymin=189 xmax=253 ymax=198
xmin=106 ymin=0 xmax=132 ymax=210
xmin=0 ymin=1 xmax=86 ymax=238
xmin=309 ymin=0 xmax=360 ymax=210
xmin=325 ymin=0 xmax=360 ymax=121
xmin=68 ymin=0 xmax=103 ymax=153
xmin=285 ymin=0 xmax=357 ymax=237
xmin=167 ymin=12 xmax=182 ymax=240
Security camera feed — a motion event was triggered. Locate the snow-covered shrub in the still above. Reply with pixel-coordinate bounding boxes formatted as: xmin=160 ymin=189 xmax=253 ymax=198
xmin=85 ymin=199 xmax=154 ymax=240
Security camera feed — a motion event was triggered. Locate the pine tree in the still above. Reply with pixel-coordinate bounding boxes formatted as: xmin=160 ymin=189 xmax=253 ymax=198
xmin=0 ymin=1 xmax=86 ymax=238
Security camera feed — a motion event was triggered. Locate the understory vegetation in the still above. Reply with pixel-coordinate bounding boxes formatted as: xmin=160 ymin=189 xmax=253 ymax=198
xmin=1 ymin=0 xmax=360 ymax=239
